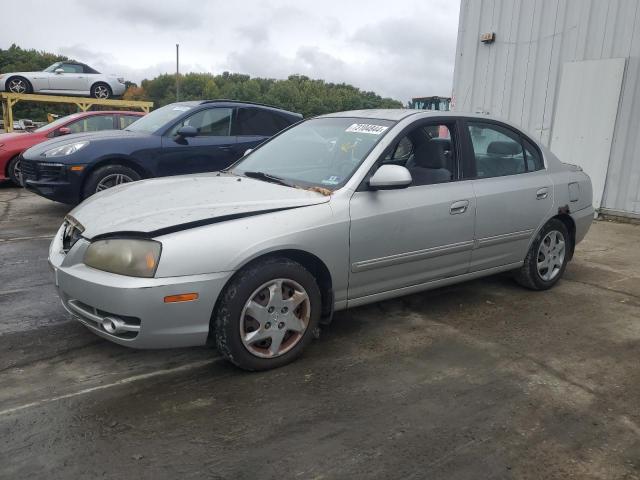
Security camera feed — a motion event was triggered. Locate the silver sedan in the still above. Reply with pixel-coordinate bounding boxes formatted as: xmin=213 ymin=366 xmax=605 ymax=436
xmin=49 ymin=110 xmax=593 ymax=370
xmin=0 ymin=61 xmax=126 ymax=99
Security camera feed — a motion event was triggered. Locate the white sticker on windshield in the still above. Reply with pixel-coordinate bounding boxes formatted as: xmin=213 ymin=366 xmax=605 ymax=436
xmin=172 ymin=106 xmax=191 ymax=111
xmin=321 ymin=176 xmax=341 ymax=185
xmin=345 ymin=123 xmax=388 ymax=135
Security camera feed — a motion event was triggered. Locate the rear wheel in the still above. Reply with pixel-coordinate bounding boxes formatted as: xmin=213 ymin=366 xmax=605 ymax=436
xmin=91 ymin=83 xmax=112 ymax=99
xmin=7 ymin=156 xmax=22 ymax=186
xmin=7 ymin=76 xmax=32 ymax=94
xmin=82 ymin=164 xmax=140 ymax=199
xmin=214 ymin=257 xmax=321 ymax=371
xmin=514 ymin=218 xmax=570 ymax=290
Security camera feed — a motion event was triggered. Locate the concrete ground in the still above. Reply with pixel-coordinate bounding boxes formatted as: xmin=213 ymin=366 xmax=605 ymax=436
xmin=1 ymin=182 xmax=639 ymax=480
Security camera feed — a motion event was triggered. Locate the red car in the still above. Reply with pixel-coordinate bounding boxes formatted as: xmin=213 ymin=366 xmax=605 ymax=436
xmin=0 ymin=110 xmax=145 ymax=185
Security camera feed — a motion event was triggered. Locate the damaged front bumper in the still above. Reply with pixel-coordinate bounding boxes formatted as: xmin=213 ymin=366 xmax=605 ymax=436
xmin=48 ymin=224 xmax=232 ymax=348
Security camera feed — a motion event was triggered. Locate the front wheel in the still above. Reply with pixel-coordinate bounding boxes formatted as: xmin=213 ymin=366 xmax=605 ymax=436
xmin=214 ymin=258 xmax=322 ymax=371
xmin=514 ymin=218 xmax=570 ymax=290
xmin=7 ymin=156 xmax=22 ymax=186
xmin=82 ymin=164 xmax=140 ymax=199
xmin=7 ymin=76 xmax=32 ymax=94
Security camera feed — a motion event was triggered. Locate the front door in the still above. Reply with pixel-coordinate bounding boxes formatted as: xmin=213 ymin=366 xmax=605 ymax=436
xmin=158 ymin=107 xmax=239 ymax=176
xmin=51 ymin=63 xmax=88 ymax=92
xmin=348 ymin=121 xmax=476 ymax=300
xmin=463 ymin=120 xmax=554 ymax=271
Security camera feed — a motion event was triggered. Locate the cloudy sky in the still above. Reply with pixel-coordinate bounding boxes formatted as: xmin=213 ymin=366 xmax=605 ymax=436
xmin=3 ymin=0 xmax=460 ymax=103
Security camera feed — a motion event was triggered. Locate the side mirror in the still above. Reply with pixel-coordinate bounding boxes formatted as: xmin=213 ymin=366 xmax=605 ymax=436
xmin=54 ymin=68 xmax=65 ymax=74
xmin=368 ymin=164 xmax=412 ymax=190
xmin=57 ymin=127 xmax=71 ymax=136
xmin=244 ymin=149 xmax=253 ymax=156
xmin=176 ymin=125 xmax=198 ymax=138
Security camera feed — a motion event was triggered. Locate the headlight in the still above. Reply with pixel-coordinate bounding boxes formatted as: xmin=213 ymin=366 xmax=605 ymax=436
xmin=43 ymin=141 xmax=89 ymax=158
xmin=84 ymin=239 xmax=161 ymax=278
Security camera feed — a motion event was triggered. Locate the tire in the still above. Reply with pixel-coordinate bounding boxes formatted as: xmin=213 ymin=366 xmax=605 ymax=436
xmin=514 ymin=218 xmax=570 ymax=291
xmin=6 ymin=76 xmax=32 ymax=94
xmin=7 ymin=156 xmax=22 ymax=186
xmin=82 ymin=164 xmax=141 ymax=199
xmin=90 ymin=82 xmax=112 ymax=99
xmin=214 ymin=257 xmax=322 ymax=371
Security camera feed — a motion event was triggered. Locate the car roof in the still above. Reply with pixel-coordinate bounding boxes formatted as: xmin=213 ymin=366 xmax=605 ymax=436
xmin=174 ymin=100 xmax=302 ymax=118
xmin=72 ymin=110 xmax=145 ymax=116
xmin=318 ymin=109 xmax=526 ymax=126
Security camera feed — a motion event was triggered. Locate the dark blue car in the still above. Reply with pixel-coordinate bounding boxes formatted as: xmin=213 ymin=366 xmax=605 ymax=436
xmin=20 ymin=100 xmax=302 ymax=204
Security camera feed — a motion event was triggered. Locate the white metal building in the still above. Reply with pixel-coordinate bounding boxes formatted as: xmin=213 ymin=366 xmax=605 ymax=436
xmin=452 ymin=0 xmax=640 ymax=218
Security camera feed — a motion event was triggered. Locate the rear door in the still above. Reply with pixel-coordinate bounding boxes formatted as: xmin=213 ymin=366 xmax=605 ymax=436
xmin=158 ymin=107 xmax=238 ymax=176
xmin=462 ymin=119 xmax=553 ymax=271
xmin=234 ymin=107 xmax=294 ymax=155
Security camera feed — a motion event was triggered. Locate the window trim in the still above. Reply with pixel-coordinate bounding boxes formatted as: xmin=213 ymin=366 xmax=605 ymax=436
xmin=357 ymin=116 xmax=466 ymax=192
xmin=460 ymin=118 xmax=546 ymax=180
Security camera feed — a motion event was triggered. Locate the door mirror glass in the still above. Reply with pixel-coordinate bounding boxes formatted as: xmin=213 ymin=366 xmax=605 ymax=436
xmin=368 ymin=164 xmax=412 ymax=190
xmin=54 ymin=68 xmax=64 ymax=74
xmin=57 ymin=127 xmax=71 ymax=136
xmin=176 ymin=125 xmax=198 ymax=138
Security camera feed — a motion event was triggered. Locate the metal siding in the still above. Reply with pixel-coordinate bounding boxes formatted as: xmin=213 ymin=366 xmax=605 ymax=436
xmin=453 ymin=0 xmax=640 ymax=215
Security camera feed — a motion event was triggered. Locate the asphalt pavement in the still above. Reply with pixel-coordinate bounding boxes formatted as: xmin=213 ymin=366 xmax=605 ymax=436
xmin=1 ymin=182 xmax=639 ymax=480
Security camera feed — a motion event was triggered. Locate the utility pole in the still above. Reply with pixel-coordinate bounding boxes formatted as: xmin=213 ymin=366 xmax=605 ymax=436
xmin=176 ymin=44 xmax=180 ymax=101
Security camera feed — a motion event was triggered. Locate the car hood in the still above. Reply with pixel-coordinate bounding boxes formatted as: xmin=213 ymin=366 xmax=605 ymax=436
xmin=24 ymin=129 xmax=152 ymax=157
xmin=69 ymin=173 xmax=331 ymax=239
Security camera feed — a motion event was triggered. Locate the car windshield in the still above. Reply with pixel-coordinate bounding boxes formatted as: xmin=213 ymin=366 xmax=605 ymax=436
xmin=231 ymin=117 xmax=394 ymax=190
xmin=125 ymin=103 xmax=193 ymax=134
xmin=33 ymin=113 xmax=84 ymax=133
xmin=43 ymin=62 xmax=62 ymax=72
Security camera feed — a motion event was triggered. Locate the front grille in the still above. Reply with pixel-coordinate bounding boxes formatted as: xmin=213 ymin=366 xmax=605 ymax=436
xmin=64 ymin=297 xmax=141 ymax=340
xmin=20 ymin=160 xmax=65 ymax=182
xmin=20 ymin=158 xmax=37 ymax=181
xmin=38 ymin=163 xmax=64 ymax=179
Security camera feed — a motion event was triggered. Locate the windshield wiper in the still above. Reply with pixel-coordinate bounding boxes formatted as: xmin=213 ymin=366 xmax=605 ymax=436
xmin=242 ymin=171 xmax=295 ymax=188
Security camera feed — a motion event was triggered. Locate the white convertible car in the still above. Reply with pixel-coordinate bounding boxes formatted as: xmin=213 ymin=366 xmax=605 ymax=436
xmin=0 ymin=61 xmax=126 ymax=99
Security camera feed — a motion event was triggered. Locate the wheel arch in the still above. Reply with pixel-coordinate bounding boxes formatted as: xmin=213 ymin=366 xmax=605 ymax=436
xmin=208 ymin=248 xmax=335 ymax=342
xmin=552 ymin=212 xmax=576 ymax=260
xmin=81 ymin=156 xmax=150 ymax=190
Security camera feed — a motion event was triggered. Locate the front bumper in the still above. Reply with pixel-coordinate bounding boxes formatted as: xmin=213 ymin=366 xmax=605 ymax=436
xmin=49 ymin=226 xmax=233 ymax=348
xmin=21 ymin=157 xmax=83 ymax=204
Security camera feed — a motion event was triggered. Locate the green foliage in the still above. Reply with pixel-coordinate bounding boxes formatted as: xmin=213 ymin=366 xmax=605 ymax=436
xmin=1 ymin=44 xmax=403 ymax=122
xmin=138 ymin=72 xmax=402 ymax=117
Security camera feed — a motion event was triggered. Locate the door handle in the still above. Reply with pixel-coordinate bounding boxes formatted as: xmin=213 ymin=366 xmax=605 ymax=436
xmin=536 ymin=187 xmax=549 ymax=200
xmin=450 ymin=200 xmax=469 ymax=215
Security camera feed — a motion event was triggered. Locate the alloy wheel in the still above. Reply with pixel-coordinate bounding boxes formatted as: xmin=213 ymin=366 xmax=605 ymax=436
xmin=94 ymin=85 xmax=110 ymax=99
xmin=8 ymin=79 xmax=27 ymax=94
xmin=12 ymin=158 xmax=22 ymax=184
xmin=95 ymin=173 xmax=134 ymax=192
xmin=240 ymin=278 xmax=311 ymax=358
xmin=536 ymin=230 xmax=566 ymax=281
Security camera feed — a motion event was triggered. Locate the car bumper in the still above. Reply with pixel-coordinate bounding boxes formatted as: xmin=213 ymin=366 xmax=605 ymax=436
xmin=21 ymin=157 xmax=84 ymax=204
xmin=24 ymin=179 xmax=80 ymax=204
xmin=49 ymin=227 xmax=233 ymax=348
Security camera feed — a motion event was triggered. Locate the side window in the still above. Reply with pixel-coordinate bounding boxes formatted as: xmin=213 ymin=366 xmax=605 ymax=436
xmin=66 ymin=115 xmax=115 ymax=133
xmin=467 ymin=122 xmax=525 ymax=178
xmin=235 ymin=108 xmax=290 ymax=136
xmin=404 ymin=123 xmax=455 ymax=186
xmin=384 ymin=136 xmax=413 ymax=163
xmin=523 ymin=138 xmax=544 ymax=171
xmin=60 ymin=63 xmax=83 ymax=73
xmin=119 ymin=115 xmax=140 ymax=129
xmin=170 ymin=108 xmax=232 ymax=136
